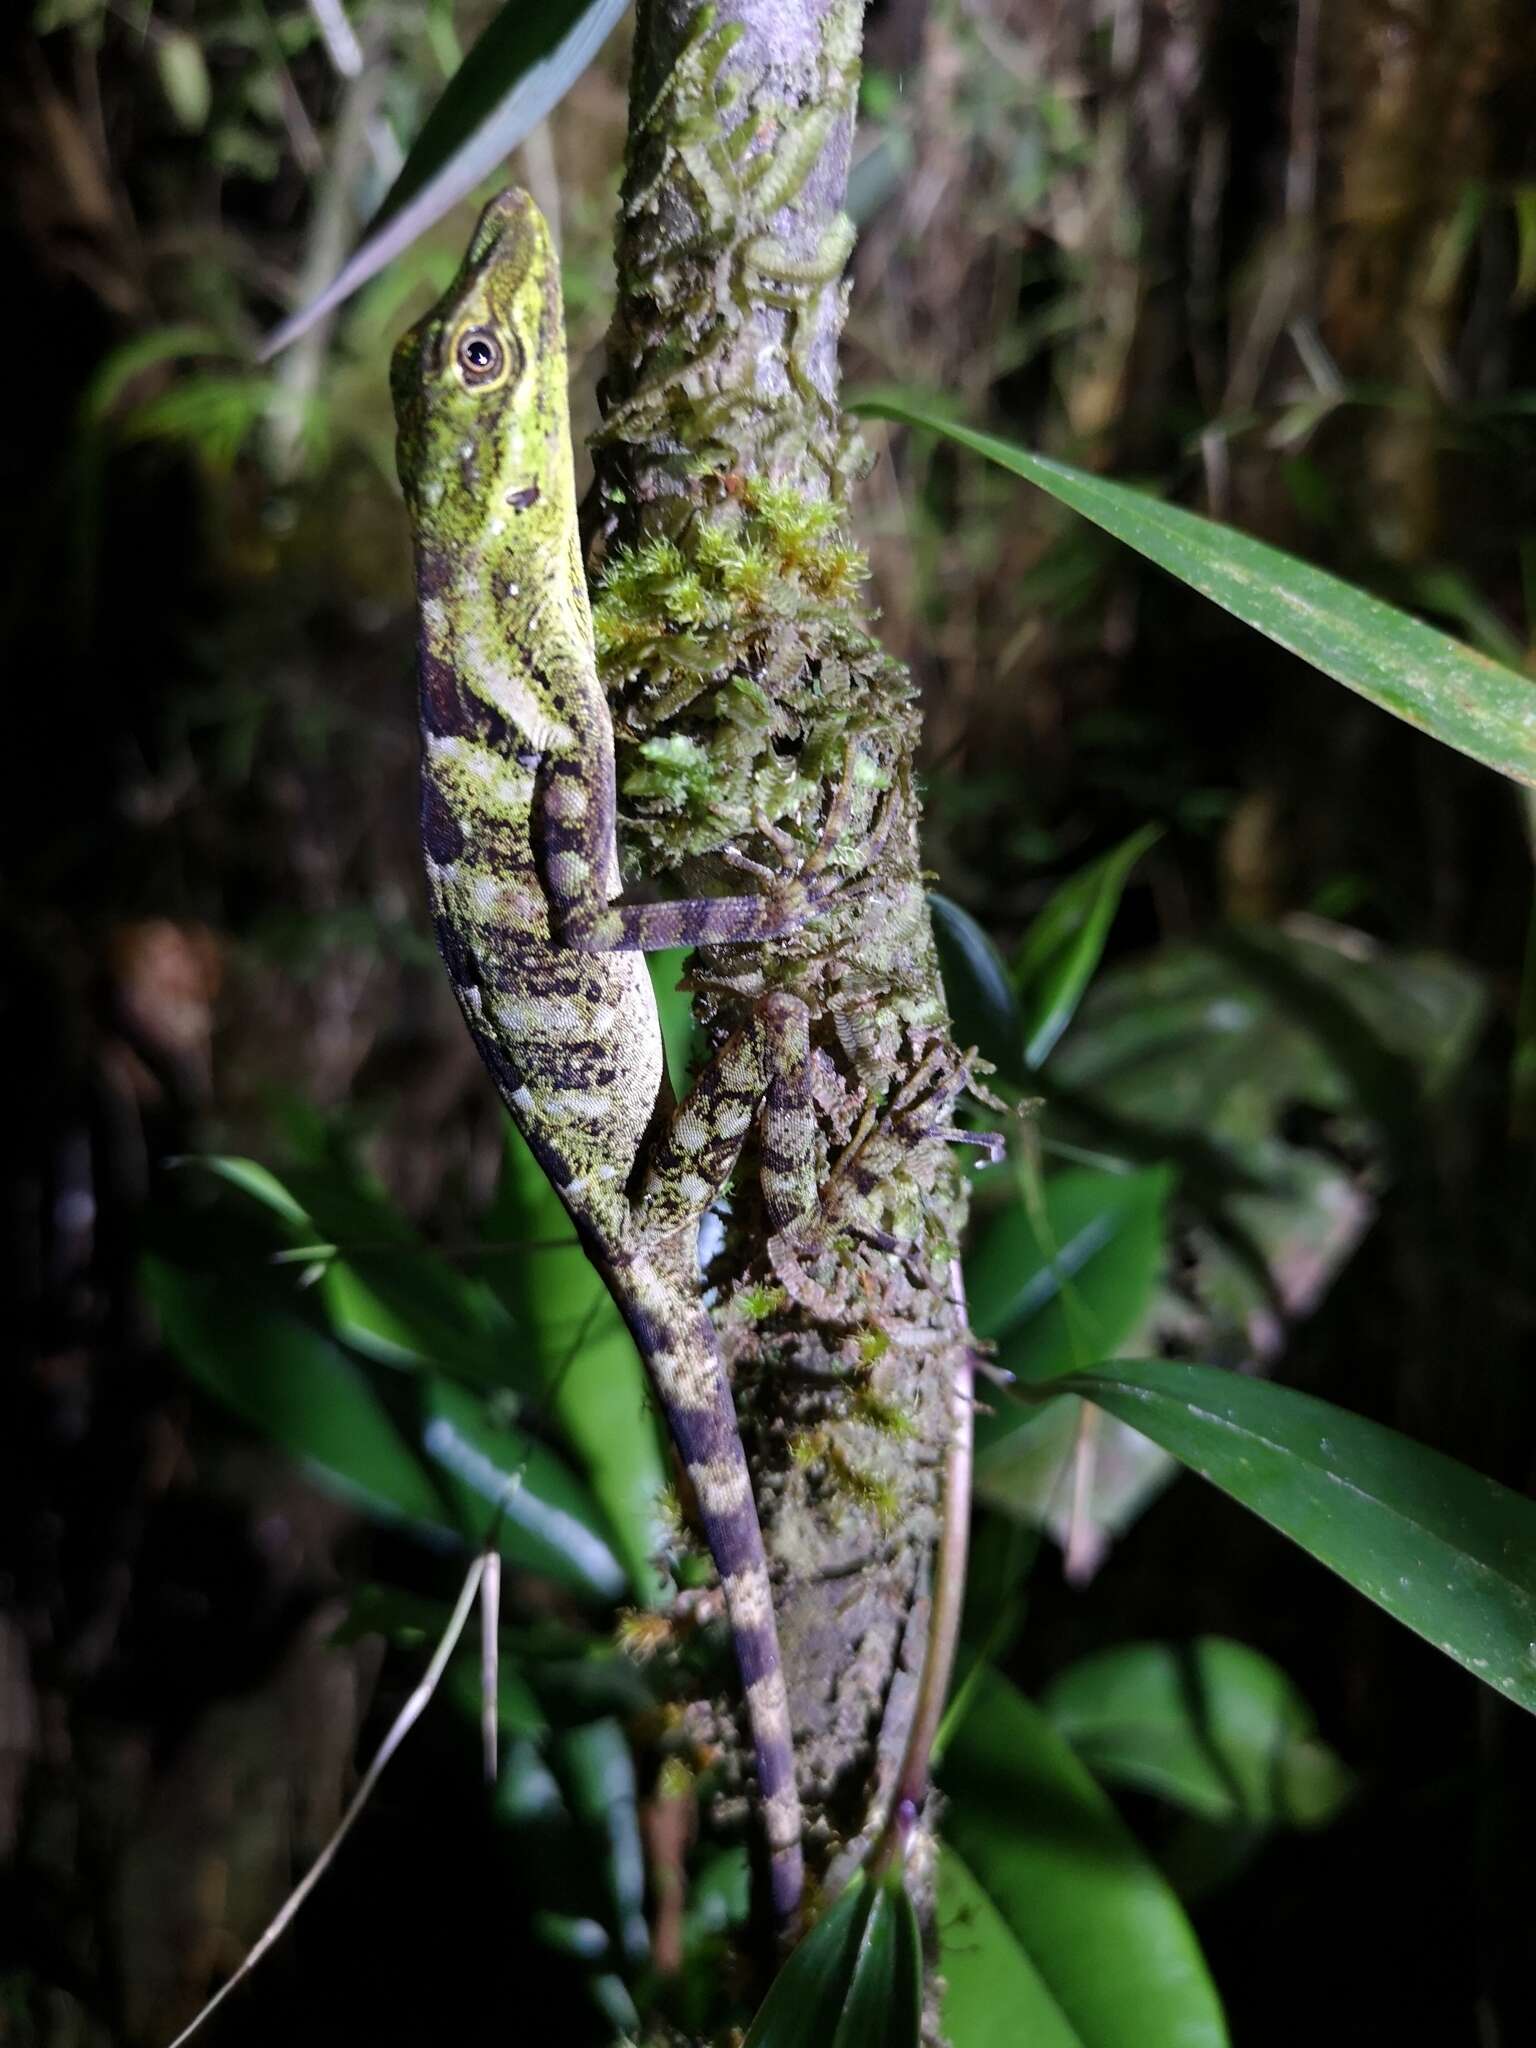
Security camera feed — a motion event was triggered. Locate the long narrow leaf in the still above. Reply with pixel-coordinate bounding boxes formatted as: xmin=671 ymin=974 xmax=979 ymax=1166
xmin=484 ymin=1121 xmax=668 ymax=1602
xmin=854 ymin=396 xmax=1536 ymax=789
xmin=143 ymin=1256 xmax=450 ymax=1532
xmin=1014 ymin=825 xmax=1161 ymax=1069
xmin=930 ymin=893 xmax=1026 ymax=1084
xmin=422 ymin=1376 xmax=628 ymax=1603
xmin=1055 ymin=1359 xmax=1536 ymax=1714
xmin=260 ymin=0 xmax=629 ymax=357
xmin=743 ymin=1871 xmax=921 ymax=2048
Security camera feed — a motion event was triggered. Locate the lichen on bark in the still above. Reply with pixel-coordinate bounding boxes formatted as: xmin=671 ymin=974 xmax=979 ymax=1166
xmin=590 ymin=0 xmax=985 ymax=1967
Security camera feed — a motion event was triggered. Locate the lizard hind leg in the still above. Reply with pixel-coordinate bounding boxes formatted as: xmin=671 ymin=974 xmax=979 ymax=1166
xmin=615 ymin=995 xmax=819 ymax=1929
xmin=632 ymin=989 xmax=817 ymax=1244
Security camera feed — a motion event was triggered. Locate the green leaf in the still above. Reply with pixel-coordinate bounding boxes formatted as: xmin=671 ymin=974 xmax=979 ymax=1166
xmin=941 ymin=1671 xmax=1228 ymax=2048
xmin=185 ymin=1152 xmax=522 ymax=1390
xmin=938 ymin=1847 xmax=1083 ymax=2048
xmin=444 ymin=1655 xmax=546 ymax=1742
xmin=1053 ymin=926 xmax=1485 ymax=1165
xmin=1014 ymin=826 xmax=1160 ymax=1069
xmin=559 ymin=1718 xmax=650 ymax=1968
xmin=484 ymin=1121 xmax=668 ymax=1601
xmin=319 ymin=1251 xmax=513 ymax=1384
xmin=421 ymin=1376 xmax=627 ymax=1603
xmin=143 ymin=1256 xmax=449 ymax=1531
xmin=155 ymin=28 xmax=211 ymax=131
xmin=1042 ymin=1637 xmax=1352 ymax=1828
xmin=683 ymin=1844 xmax=751 ymax=1948
xmin=854 ymin=396 xmax=1536 ymax=789
xmin=835 ymin=1872 xmax=923 ymax=2048
xmin=1056 ymin=1359 xmax=1536 ymax=1716
xmin=296 ymin=1168 xmax=520 ymax=1387
xmin=179 ymin=1153 xmax=313 ymax=1232
xmin=649 ymin=947 xmax=708 ymax=1101
xmin=260 ymin=0 xmax=629 ymax=357
xmin=1019 ymin=926 xmax=1484 ymax=1561
xmin=969 ymin=1164 xmax=1172 ymax=1530
xmin=969 ymin=1164 xmax=1172 ymax=1382
xmin=744 ymin=1870 xmax=922 ymax=2048
xmin=930 ymin=893 xmax=1025 ymax=1083
xmin=79 ymin=326 xmax=226 ymax=428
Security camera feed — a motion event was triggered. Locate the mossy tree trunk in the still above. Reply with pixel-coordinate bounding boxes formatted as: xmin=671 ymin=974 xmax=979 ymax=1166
xmin=589 ymin=0 xmax=984 ymax=1969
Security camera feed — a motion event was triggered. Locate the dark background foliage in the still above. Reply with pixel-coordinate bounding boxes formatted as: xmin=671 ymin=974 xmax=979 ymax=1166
xmin=4 ymin=1 xmax=1535 ymax=2042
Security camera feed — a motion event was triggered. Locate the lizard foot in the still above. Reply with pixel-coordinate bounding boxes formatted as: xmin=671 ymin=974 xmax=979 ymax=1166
xmin=719 ymin=741 xmax=898 ymax=939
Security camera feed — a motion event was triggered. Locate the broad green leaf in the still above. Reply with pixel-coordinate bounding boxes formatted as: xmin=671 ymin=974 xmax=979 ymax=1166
xmin=969 ymin=1165 xmax=1171 ymax=1529
xmin=319 ymin=1251 xmax=514 ymax=1385
xmin=260 ymin=0 xmax=629 ymax=356
xmin=938 ymin=1847 xmax=1083 ymax=2048
xmin=854 ymin=396 xmax=1536 ymax=789
xmin=494 ymin=1734 xmax=639 ymax=2032
xmin=1057 ymin=1360 xmax=1536 ymax=1715
xmin=930 ymin=893 xmax=1026 ymax=1083
xmin=969 ymin=1164 xmax=1172 ymax=1382
xmin=743 ymin=1870 xmax=921 ymax=2048
xmin=1053 ymin=926 xmax=1485 ymax=1153
xmin=1014 ymin=825 xmax=1160 ymax=1068
xmin=683 ymin=1844 xmax=751 ymax=1949
xmin=942 ymin=1671 xmax=1227 ymax=2047
xmin=1019 ymin=926 xmax=1485 ymax=1563
xmin=292 ymin=1167 xmax=519 ymax=1386
xmin=421 ymin=1375 xmax=627 ymax=1602
xmin=743 ymin=1879 xmax=866 ymax=2046
xmin=485 ymin=1121 xmax=668 ymax=1601
xmin=143 ymin=1256 xmax=449 ymax=1531
xmin=1042 ymin=1637 xmax=1352 ymax=1828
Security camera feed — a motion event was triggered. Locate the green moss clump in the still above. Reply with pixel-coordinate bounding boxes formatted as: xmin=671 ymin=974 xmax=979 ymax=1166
xmin=594 ymin=476 xmax=910 ymax=864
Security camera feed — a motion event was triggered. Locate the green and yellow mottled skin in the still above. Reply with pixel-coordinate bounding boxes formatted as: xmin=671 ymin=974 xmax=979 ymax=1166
xmin=390 ymin=189 xmax=878 ymax=1925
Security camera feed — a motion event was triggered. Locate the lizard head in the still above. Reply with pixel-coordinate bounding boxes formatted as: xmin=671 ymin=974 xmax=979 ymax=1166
xmin=391 ymin=186 xmax=573 ymax=552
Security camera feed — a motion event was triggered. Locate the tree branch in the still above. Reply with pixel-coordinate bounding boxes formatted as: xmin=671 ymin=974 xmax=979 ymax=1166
xmin=592 ymin=0 xmax=985 ymax=1990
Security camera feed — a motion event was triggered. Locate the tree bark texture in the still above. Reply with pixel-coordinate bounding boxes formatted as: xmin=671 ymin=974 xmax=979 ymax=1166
xmin=590 ymin=0 xmax=983 ymax=1932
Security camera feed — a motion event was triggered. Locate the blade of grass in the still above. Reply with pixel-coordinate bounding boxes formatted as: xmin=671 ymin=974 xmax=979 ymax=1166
xmin=854 ymin=396 xmax=1536 ymax=789
xmin=260 ymin=0 xmax=629 ymax=357
xmin=1054 ymin=1359 xmax=1536 ymax=1715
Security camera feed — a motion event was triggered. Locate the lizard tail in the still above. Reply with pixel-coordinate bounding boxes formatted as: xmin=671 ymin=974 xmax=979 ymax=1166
xmin=608 ymin=1256 xmax=804 ymax=1928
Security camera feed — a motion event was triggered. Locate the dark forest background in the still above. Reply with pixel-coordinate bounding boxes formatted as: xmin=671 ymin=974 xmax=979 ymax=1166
xmin=4 ymin=2 xmax=1536 ymax=2042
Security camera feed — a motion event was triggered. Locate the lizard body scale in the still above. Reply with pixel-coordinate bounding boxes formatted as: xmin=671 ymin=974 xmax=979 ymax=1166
xmin=390 ymin=189 xmax=860 ymax=1926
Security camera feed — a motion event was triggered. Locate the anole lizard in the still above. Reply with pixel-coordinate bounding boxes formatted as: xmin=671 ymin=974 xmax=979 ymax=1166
xmin=391 ymin=188 xmax=874 ymax=1927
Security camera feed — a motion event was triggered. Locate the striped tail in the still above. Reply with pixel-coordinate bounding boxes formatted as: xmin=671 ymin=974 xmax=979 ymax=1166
xmin=608 ymin=1256 xmax=803 ymax=1926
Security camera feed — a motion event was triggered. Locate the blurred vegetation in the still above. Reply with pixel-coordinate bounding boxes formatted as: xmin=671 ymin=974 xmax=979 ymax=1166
xmin=5 ymin=1 xmax=1536 ymax=2044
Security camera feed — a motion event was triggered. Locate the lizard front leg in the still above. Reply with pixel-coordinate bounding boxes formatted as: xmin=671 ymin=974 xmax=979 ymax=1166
xmin=533 ymin=737 xmax=884 ymax=955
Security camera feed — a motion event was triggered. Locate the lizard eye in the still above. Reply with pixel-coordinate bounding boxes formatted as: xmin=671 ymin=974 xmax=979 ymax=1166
xmin=455 ymin=325 xmax=508 ymax=388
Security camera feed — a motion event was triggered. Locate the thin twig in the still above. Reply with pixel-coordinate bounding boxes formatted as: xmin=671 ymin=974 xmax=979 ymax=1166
xmin=871 ymin=1259 xmax=975 ymax=1876
xmin=480 ymin=1549 xmax=502 ymax=1785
